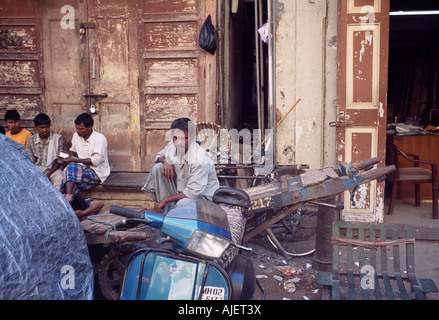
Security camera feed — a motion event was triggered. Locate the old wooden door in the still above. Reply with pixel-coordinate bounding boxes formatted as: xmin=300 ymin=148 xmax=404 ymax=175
xmin=139 ymin=0 xmax=214 ymax=171
xmin=41 ymin=0 xmax=215 ymax=173
xmin=87 ymin=0 xmax=141 ymax=171
xmin=42 ymin=1 xmax=88 ymax=148
xmin=43 ymin=0 xmax=141 ymax=171
xmin=0 ymin=0 xmax=44 ymax=129
xmin=337 ymin=0 xmax=390 ymax=222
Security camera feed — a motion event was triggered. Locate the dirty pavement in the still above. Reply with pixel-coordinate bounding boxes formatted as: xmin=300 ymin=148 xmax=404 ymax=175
xmin=241 ymin=197 xmax=439 ymax=301
xmin=244 ymin=239 xmax=321 ymax=300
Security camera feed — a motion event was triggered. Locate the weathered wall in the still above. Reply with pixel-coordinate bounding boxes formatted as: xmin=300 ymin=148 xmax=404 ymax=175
xmin=274 ymin=0 xmax=337 ymax=168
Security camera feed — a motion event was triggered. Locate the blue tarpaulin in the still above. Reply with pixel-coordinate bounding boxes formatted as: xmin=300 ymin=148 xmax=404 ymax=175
xmin=0 ymin=134 xmax=94 ymax=299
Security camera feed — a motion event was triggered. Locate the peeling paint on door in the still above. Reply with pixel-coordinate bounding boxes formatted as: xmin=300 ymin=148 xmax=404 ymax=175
xmin=337 ymin=0 xmax=389 ymax=222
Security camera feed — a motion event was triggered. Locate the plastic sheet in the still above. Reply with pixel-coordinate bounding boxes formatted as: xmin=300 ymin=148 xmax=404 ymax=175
xmin=0 ymin=134 xmax=94 ymax=299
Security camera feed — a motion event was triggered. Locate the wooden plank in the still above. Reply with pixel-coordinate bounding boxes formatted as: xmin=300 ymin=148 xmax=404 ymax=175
xmin=331 ymin=272 xmax=341 ymax=300
xmin=300 ymin=169 xmax=328 ymax=187
xmin=322 ymin=167 xmax=340 ymax=179
xmin=80 ymin=214 xmax=126 ymax=234
xmin=406 ymin=225 xmax=416 ymax=274
xmin=405 ymin=225 xmax=426 ymax=299
xmin=331 ymin=223 xmax=341 ymax=300
xmin=392 ymin=228 xmax=401 ymax=274
xmin=408 ymin=274 xmax=426 ymax=300
xmin=347 ymin=270 xmax=355 ymax=300
xmin=369 ymin=229 xmax=383 ymax=300
xmin=358 ymin=228 xmax=369 ymax=300
xmin=245 ymin=165 xmax=394 ymax=201
xmin=395 ymin=273 xmax=409 ymax=300
xmin=379 ymin=227 xmax=395 ymax=300
xmin=85 ymin=230 xmax=149 ymax=245
xmin=391 ymin=227 xmax=409 ymax=299
xmin=244 ymin=165 xmax=395 ymax=215
xmin=346 ymin=228 xmax=355 ymax=300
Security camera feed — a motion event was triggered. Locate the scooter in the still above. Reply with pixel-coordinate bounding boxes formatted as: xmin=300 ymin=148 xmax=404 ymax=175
xmin=109 ymin=187 xmax=265 ymax=300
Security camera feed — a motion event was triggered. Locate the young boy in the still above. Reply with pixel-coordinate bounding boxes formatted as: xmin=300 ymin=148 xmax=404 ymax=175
xmin=27 ymin=113 xmax=65 ymax=190
xmin=4 ymin=109 xmax=32 ymax=148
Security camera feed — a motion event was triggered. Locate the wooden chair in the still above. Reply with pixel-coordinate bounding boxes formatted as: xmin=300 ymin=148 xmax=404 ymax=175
xmin=386 ymin=139 xmax=438 ymax=219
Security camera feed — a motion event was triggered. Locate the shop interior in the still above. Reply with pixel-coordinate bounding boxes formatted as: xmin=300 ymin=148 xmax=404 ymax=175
xmin=388 ymin=1 xmax=439 ymax=131
xmin=387 ymin=1 xmax=439 ymax=200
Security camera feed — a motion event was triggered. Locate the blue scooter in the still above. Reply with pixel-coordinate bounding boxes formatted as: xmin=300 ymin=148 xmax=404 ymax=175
xmin=109 ymin=187 xmax=264 ymax=300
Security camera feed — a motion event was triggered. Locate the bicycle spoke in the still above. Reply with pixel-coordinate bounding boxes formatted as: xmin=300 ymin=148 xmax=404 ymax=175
xmin=262 ymin=204 xmax=318 ymax=257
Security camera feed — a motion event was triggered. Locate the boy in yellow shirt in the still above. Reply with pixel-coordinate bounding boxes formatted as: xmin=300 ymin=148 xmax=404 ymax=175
xmin=4 ymin=109 xmax=32 ymax=149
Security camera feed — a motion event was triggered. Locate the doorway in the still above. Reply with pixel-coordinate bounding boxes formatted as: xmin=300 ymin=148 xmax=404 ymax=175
xmin=222 ymin=0 xmax=269 ymax=133
xmin=387 ymin=1 xmax=439 ymax=125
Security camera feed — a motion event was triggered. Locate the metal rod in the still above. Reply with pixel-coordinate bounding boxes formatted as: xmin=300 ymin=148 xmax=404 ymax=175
xmin=92 ymin=58 xmax=96 ymax=79
xmin=309 ymin=200 xmax=344 ymax=210
xmin=254 ymin=0 xmax=262 ymax=132
xmin=217 ymin=175 xmax=266 ymax=179
xmin=266 ymin=228 xmax=288 ymax=260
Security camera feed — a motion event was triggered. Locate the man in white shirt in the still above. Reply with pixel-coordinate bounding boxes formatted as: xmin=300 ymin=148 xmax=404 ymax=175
xmin=60 ymin=113 xmax=110 ymax=195
xmin=142 ymin=118 xmax=219 ymax=213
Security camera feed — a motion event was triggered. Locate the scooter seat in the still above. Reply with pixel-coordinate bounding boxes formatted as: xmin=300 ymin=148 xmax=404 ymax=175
xmin=212 ymin=187 xmax=251 ymax=209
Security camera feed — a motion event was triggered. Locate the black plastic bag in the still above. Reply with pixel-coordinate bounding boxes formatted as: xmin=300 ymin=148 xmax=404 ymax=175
xmin=198 ymin=15 xmax=216 ymax=55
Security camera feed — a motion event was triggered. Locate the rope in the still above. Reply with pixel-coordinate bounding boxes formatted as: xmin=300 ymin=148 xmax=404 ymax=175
xmin=331 ymin=236 xmax=416 ymax=251
xmin=87 ymin=214 xmax=118 ymax=246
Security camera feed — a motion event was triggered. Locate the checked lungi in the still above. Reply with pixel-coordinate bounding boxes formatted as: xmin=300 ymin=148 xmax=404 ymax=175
xmin=61 ymin=163 xmax=101 ymax=193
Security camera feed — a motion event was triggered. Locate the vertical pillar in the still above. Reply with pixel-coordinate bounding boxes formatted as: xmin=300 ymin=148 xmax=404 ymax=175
xmin=313 ymin=199 xmax=341 ymax=272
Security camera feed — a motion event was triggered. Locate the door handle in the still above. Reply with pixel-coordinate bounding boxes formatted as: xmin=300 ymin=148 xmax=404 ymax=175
xmin=83 ymin=92 xmax=108 ymax=99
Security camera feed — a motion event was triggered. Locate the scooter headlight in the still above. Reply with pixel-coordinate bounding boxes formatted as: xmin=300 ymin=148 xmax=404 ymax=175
xmin=186 ymin=230 xmax=231 ymax=259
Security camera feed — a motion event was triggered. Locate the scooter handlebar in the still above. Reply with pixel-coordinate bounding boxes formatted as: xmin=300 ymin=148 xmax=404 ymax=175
xmin=109 ymin=204 xmax=145 ymax=219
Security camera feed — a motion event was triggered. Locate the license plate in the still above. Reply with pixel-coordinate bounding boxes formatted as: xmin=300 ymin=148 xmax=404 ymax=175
xmin=201 ymin=286 xmax=225 ymax=300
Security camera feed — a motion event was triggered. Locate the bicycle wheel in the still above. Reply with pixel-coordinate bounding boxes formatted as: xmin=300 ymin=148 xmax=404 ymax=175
xmin=266 ymin=204 xmax=318 ymax=257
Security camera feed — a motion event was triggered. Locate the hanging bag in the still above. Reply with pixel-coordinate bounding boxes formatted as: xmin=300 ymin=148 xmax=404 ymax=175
xmin=198 ymin=14 xmax=217 ymax=55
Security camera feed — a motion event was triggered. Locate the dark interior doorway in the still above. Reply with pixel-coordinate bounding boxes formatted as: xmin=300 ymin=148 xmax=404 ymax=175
xmin=388 ymin=1 xmax=439 ymax=126
xmin=229 ymin=0 xmax=268 ymax=132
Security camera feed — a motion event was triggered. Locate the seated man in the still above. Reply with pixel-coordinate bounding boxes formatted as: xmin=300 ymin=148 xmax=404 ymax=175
xmin=4 ymin=109 xmax=32 ymax=148
xmin=142 ymin=117 xmax=219 ymax=213
xmin=60 ymin=113 xmax=110 ymax=195
xmin=27 ymin=113 xmax=64 ymax=190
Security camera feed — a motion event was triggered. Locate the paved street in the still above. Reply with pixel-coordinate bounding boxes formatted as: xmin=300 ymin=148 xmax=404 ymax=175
xmin=242 ymin=197 xmax=439 ymax=300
